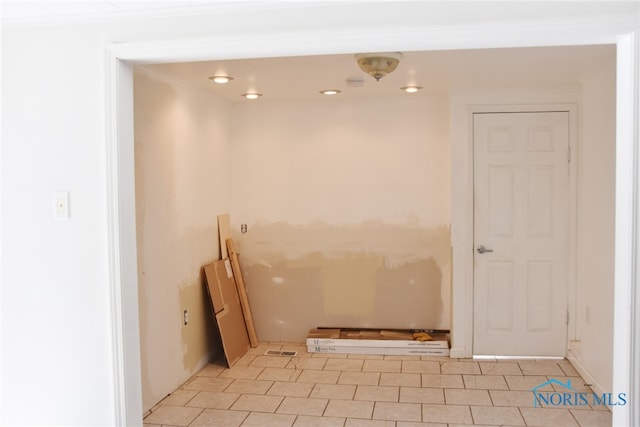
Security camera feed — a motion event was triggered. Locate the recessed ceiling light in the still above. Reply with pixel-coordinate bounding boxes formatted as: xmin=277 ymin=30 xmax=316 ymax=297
xmin=208 ymin=75 xmax=234 ymax=84
xmin=242 ymin=92 xmax=262 ymax=100
xmin=401 ymin=85 xmax=423 ymax=93
xmin=320 ymin=89 xmax=341 ymax=95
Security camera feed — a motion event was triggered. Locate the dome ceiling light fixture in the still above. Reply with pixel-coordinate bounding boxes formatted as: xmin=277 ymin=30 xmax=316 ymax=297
xmin=355 ymin=52 xmax=403 ymax=81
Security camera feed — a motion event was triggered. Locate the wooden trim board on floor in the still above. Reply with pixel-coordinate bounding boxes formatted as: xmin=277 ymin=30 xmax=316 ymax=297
xmin=226 ymin=238 xmax=258 ymax=348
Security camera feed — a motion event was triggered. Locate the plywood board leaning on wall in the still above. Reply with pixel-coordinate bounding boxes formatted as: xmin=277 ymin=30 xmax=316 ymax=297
xmin=226 ymin=238 xmax=258 ymax=347
xmin=203 ymin=259 xmax=251 ymax=366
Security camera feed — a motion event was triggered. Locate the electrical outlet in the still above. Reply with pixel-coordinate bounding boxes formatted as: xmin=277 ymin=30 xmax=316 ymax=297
xmin=183 ymin=309 xmax=189 ymax=325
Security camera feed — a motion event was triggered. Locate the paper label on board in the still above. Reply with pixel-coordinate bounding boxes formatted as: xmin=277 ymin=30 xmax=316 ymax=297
xmin=224 ymin=259 xmax=233 ymax=278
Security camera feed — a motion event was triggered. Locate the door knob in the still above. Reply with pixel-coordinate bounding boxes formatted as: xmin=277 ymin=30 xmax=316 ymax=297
xmin=477 ymin=245 xmax=494 ymax=254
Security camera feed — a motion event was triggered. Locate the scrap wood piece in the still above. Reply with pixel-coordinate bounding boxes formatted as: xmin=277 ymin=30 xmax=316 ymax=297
xmin=217 ymin=214 xmax=232 ymax=259
xmin=307 ymin=328 xmax=341 ymax=339
xmin=226 ymin=237 xmax=258 ymax=348
xmin=209 ymin=259 xmax=251 ymax=367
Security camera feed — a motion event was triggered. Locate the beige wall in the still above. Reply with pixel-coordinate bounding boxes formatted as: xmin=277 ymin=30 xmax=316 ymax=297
xmin=134 ymin=69 xmax=230 ymax=411
xmin=572 ymin=54 xmax=616 ymax=393
xmin=230 ymin=96 xmax=452 ymax=342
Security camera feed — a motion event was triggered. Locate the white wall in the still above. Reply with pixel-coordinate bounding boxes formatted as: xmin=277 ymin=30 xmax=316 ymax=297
xmin=133 ymin=69 xmax=230 ymax=411
xmin=230 ymin=96 xmax=451 ymax=341
xmin=570 ymin=54 xmax=617 ymax=393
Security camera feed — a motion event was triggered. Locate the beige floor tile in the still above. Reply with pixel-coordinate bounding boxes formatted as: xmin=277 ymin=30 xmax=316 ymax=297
xmin=218 ymin=365 xmax=264 ymax=380
xmin=338 ymin=371 xmax=381 ymax=386
xmin=421 ymin=373 xmax=464 ymax=388
xmin=397 ymin=422 xmax=447 ymax=427
xmin=310 ymin=383 xmax=357 ymax=400
xmin=143 ymin=405 xmax=202 ymax=426
xmin=235 ymin=354 xmax=258 ymax=366
xmin=258 ymin=367 xmax=302 ymax=382
xmin=347 ymin=354 xmax=385 ymax=360
xmin=379 ymin=372 xmax=421 ymax=387
xmin=251 ymin=355 xmax=293 ymax=368
xmin=240 ymin=411 xmax=297 ymax=427
xmin=196 ymin=363 xmax=226 ymax=377
xmin=267 ymin=381 xmax=314 ymax=398
xmin=189 ymin=408 xmax=248 ymax=426
xmin=372 ymin=401 xmax=422 ymax=422
xmin=160 ymin=390 xmax=197 ymax=406
xmin=344 ymin=419 xmax=395 ymax=427
xmin=504 ymin=375 xmax=551 ymax=391
xmin=181 ymin=376 xmax=234 ymax=392
xmin=324 ymin=399 xmax=375 ymax=419
xmin=185 ymin=391 xmax=240 ymax=409
xmin=519 ymin=407 xmax=579 ymax=426
xmin=276 ymin=396 xmax=329 ymax=416
xmin=324 ymin=358 xmax=365 ymax=372
xmin=558 ymin=360 xmax=580 ymax=376
xmin=225 ymin=378 xmax=274 ymax=394
xmin=479 ymin=361 xmax=522 ymax=375
xmin=462 ymin=374 xmax=508 ymax=390
xmin=422 ymin=403 xmax=473 ymax=424
xmin=517 ymin=360 xmax=565 ymax=376
xmin=230 ymin=394 xmax=284 ymax=412
xmin=489 ymin=389 xmax=537 ymax=407
xmin=384 ymin=355 xmax=422 ymax=361
xmin=354 ymin=385 xmax=399 ymax=402
xmin=313 ymin=352 xmax=349 ymax=359
xmin=399 ymin=387 xmax=444 ymax=404
xmin=440 ymin=361 xmax=481 ymax=375
xmin=470 ymin=405 xmax=525 ymax=425
xmin=297 ymin=369 xmax=341 ymax=384
xmin=401 ymin=361 xmax=440 ymax=374
xmin=293 ymin=415 xmax=347 ymax=427
xmin=362 ymin=359 xmax=402 ymax=373
xmin=444 ymin=389 xmax=492 ymax=406
xmin=548 ymin=376 xmax=593 ymax=392
xmin=570 ymin=408 xmax=612 ymax=426
xmin=289 ymin=357 xmax=328 ymax=370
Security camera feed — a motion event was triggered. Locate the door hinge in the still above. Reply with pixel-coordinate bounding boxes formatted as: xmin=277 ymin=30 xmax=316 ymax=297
xmin=567 ymin=146 xmax=572 ymax=163
xmin=567 ymin=310 xmax=570 ymax=325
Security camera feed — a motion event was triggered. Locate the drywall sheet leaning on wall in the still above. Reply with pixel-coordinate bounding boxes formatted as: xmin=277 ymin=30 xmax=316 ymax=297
xmin=204 ymin=259 xmax=250 ymax=366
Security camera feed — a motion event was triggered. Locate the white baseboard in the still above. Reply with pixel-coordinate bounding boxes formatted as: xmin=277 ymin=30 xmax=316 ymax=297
xmin=566 ymin=349 xmax=607 ymax=399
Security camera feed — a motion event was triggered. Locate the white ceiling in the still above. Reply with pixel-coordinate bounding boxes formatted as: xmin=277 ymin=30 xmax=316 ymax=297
xmin=1 ymin=1 xmax=615 ymax=103
xmin=142 ymin=45 xmax=615 ymax=103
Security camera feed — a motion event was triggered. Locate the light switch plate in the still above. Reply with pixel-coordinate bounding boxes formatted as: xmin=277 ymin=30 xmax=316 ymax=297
xmin=54 ymin=191 xmax=70 ymax=219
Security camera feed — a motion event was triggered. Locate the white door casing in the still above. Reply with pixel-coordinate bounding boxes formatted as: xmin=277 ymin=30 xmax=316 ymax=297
xmin=473 ymin=112 xmax=569 ymax=356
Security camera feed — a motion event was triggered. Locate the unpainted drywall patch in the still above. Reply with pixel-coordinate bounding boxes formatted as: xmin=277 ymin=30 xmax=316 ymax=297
xmin=238 ymin=222 xmax=451 ymax=342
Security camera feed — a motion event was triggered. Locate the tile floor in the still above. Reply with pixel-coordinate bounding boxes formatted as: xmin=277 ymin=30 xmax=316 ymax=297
xmin=143 ymin=343 xmax=611 ymax=427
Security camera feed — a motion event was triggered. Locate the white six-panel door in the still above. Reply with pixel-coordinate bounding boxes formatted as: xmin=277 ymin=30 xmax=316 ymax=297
xmin=473 ymin=112 xmax=569 ymax=356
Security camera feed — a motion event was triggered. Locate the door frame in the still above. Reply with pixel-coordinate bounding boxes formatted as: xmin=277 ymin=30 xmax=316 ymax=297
xmin=450 ymin=98 xmax=579 ymax=361
xmin=468 ymin=109 xmax=576 ymax=357
xmin=104 ymin=13 xmax=639 ymax=427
